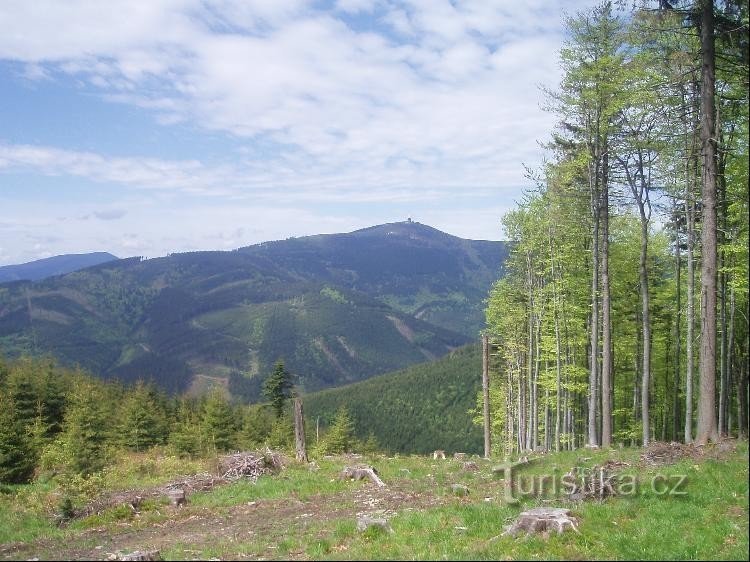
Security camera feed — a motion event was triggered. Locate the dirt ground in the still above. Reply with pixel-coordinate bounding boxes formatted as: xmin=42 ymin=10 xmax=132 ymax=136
xmin=0 ymin=477 xmax=460 ymax=561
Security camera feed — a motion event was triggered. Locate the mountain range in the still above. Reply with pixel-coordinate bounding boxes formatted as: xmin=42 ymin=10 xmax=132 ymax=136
xmin=0 ymin=221 xmax=506 ymax=399
xmin=0 ymin=252 xmax=119 ymax=283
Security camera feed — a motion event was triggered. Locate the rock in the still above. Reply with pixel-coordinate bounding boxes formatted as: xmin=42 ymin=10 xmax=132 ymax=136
xmin=117 ymin=550 xmax=162 ymax=561
xmin=453 ymin=452 xmax=467 ymax=460
xmin=451 ymin=484 xmax=470 ymax=496
xmin=503 ymin=507 xmax=579 ymax=538
xmin=461 ymin=461 xmax=479 ymax=472
xmin=166 ymin=488 xmax=186 ymax=506
xmin=356 ymin=515 xmax=393 ymax=534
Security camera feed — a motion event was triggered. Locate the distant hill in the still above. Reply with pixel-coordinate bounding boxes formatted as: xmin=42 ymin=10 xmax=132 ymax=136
xmin=304 ymin=344 xmax=483 ymax=455
xmin=0 ymin=252 xmax=119 ymax=283
xmin=0 ymin=222 xmax=506 ymax=398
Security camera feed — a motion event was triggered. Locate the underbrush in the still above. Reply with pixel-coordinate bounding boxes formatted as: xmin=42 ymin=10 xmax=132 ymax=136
xmin=1 ymin=443 xmax=747 ymax=561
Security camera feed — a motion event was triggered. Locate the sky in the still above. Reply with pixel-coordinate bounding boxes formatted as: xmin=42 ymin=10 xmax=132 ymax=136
xmin=0 ymin=0 xmax=598 ymax=266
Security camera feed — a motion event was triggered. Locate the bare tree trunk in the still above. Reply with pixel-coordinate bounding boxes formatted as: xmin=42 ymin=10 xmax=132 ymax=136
xmin=673 ymin=232 xmax=682 ymax=440
xmin=727 ymin=285 xmax=735 ymax=435
xmin=738 ymin=354 xmax=748 ymax=440
xmin=482 ymin=334 xmax=491 ymax=458
xmin=552 ymin=244 xmax=563 ymax=453
xmin=696 ymin=0 xmax=720 ymax=445
xmin=293 ymin=397 xmax=307 ymax=463
xmin=685 ymin=183 xmax=696 ymax=443
xmin=532 ymin=317 xmax=541 ymax=450
xmin=601 ymin=160 xmax=613 ymax=448
xmin=589 ymin=209 xmax=600 ymax=447
xmin=639 ymin=202 xmax=652 ymax=448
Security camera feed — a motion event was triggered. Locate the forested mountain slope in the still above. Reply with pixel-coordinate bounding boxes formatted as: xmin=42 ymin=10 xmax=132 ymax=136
xmin=0 ymin=252 xmax=119 ymax=283
xmin=0 ymin=222 xmax=505 ymax=398
xmin=304 ymin=344 xmax=483 ymax=455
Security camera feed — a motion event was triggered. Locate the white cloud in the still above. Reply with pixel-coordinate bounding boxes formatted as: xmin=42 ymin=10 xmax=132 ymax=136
xmin=0 ymin=0 xmax=600 ymax=261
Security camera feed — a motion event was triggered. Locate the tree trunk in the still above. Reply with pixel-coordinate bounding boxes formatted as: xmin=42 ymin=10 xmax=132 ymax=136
xmin=685 ymin=182 xmax=696 ymax=443
xmin=673 ymin=232 xmax=682 ymax=441
xmin=589 ymin=205 xmax=600 ymax=447
xmin=601 ymin=151 xmax=613 ymax=448
xmin=482 ymin=334 xmax=491 ymax=458
xmin=696 ymin=0 xmax=720 ymax=445
xmin=639 ymin=202 xmax=652 ymax=448
xmin=293 ymin=397 xmax=307 ymax=463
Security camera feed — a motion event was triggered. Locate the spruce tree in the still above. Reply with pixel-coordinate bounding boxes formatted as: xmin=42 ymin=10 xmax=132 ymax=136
xmin=200 ymin=390 xmax=236 ymax=453
xmin=63 ymin=381 xmax=110 ymax=475
xmin=168 ymin=398 xmax=201 ymax=457
xmin=320 ymin=407 xmax=356 ymax=454
xmin=119 ymin=381 xmax=168 ymax=452
xmin=0 ymin=394 xmax=35 ymax=484
xmin=263 ymin=361 xmax=294 ymax=419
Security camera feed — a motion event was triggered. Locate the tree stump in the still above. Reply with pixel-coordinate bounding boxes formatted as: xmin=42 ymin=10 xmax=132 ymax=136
xmin=340 ymin=465 xmax=386 ymax=487
xmin=166 ymin=489 xmax=186 ymax=507
xmin=356 ymin=515 xmax=393 ymax=534
xmin=451 ymin=483 xmax=470 ymax=496
xmin=503 ymin=508 xmax=579 ymax=537
xmin=116 ymin=550 xmax=162 ymax=561
xmin=293 ymin=397 xmax=308 ymax=463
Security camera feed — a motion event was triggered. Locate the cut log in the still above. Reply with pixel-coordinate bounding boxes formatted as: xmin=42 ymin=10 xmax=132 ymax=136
xmin=340 ymin=465 xmax=386 ymax=488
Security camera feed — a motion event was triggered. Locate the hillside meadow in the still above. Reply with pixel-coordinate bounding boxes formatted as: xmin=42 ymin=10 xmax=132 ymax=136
xmin=0 ymin=441 xmax=747 ymax=560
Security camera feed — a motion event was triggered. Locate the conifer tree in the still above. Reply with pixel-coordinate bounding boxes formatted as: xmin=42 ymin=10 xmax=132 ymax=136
xmin=62 ymin=380 xmax=110 ymax=475
xmin=0 ymin=394 xmax=35 ymax=484
xmin=263 ymin=361 xmax=294 ymax=419
xmin=200 ymin=390 xmax=236 ymax=453
xmin=319 ymin=407 xmax=356 ymax=454
xmin=119 ymin=381 xmax=168 ymax=452
xmin=168 ymin=398 xmax=201 ymax=457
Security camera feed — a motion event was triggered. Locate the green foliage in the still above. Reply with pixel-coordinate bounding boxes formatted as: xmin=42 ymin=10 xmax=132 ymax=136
xmin=118 ymin=381 xmax=168 ymax=452
xmin=238 ymin=404 xmax=274 ymax=449
xmin=305 ymin=344 xmax=483 ymax=455
xmin=0 ymin=394 xmax=35 ymax=484
xmin=200 ymin=390 xmax=237 ymax=453
xmin=316 ymin=406 xmax=356 ymax=454
xmin=61 ymin=380 xmax=111 ymax=475
xmin=262 ymin=361 xmax=294 ymax=419
xmin=266 ymin=414 xmax=294 ymax=451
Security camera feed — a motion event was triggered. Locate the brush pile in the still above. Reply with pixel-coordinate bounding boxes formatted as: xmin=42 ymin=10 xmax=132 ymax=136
xmin=218 ymin=449 xmax=285 ymax=482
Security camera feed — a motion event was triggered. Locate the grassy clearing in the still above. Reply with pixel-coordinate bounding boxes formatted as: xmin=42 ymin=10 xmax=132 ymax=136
xmin=0 ymin=444 xmax=747 ymax=560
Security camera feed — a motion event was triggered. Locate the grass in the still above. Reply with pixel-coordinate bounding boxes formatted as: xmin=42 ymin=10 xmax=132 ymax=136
xmin=0 ymin=444 xmax=747 ymax=560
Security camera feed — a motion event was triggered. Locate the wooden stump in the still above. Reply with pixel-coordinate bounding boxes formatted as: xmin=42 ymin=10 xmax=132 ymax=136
xmin=340 ymin=465 xmax=386 ymax=487
xmin=166 ymin=489 xmax=186 ymax=507
xmin=451 ymin=484 xmax=470 ymax=496
xmin=293 ymin=397 xmax=308 ymax=463
xmin=117 ymin=550 xmax=162 ymax=561
xmin=503 ymin=508 xmax=579 ymax=537
xmin=356 ymin=515 xmax=393 ymax=534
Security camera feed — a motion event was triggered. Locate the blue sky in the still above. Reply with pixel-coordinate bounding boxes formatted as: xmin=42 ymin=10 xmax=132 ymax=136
xmin=0 ymin=0 xmax=596 ymax=265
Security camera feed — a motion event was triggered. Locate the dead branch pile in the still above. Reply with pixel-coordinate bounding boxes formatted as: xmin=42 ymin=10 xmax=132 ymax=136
xmin=75 ymin=472 xmax=226 ymax=519
xmin=640 ymin=442 xmax=704 ymax=466
xmin=218 ymin=449 xmax=285 ymax=482
xmin=74 ymin=449 xmax=286 ymax=520
xmin=565 ymin=465 xmax=619 ymax=501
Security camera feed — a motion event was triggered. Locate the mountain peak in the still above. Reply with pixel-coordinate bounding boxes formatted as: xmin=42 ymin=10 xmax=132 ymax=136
xmin=349 ymin=221 xmax=454 ymax=242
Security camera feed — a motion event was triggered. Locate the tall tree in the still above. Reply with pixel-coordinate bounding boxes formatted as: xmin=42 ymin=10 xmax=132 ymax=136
xmin=263 ymin=360 xmax=295 ymax=419
xmin=696 ymin=0 xmax=721 ymax=444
